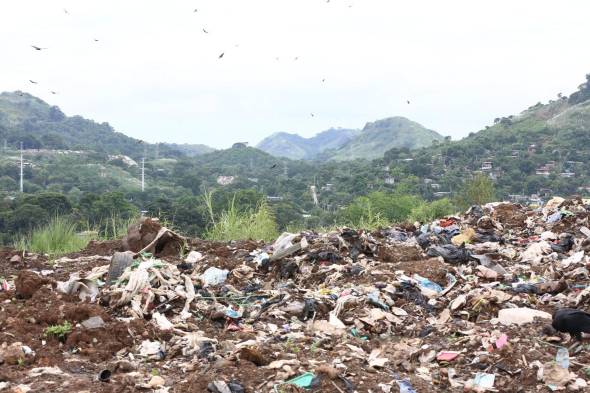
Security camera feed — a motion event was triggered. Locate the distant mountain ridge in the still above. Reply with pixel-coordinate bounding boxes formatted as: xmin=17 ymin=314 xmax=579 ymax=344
xmin=0 ymin=91 xmax=214 ymax=159
xmin=256 ymin=128 xmax=359 ymax=160
xmin=256 ymin=116 xmax=444 ymax=161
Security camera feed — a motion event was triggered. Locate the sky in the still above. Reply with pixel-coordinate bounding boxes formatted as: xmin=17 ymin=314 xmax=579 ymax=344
xmin=1 ymin=0 xmax=590 ymax=149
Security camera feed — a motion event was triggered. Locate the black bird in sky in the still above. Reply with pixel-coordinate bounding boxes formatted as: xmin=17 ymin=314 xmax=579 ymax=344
xmin=64 ymin=8 xmax=69 ymax=14
xmin=322 ymin=78 xmax=326 ymax=82
xmin=552 ymin=308 xmax=590 ymax=341
xmin=194 ymin=8 xmax=198 ymax=12
xmin=310 ymin=113 xmax=315 ymax=117
xmin=94 ymin=39 xmax=99 ymax=42
xmin=29 ymin=80 xmax=38 ymax=84
xmin=270 ymin=164 xmax=278 ymax=169
xmin=203 ymin=28 xmax=209 ymax=34
xmin=219 ymin=52 xmax=225 ymax=59
xmin=31 ymin=45 xmax=46 ymax=51
xmin=50 ymin=91 xmax=57 ymax=95
xmin=407 ymin=100 xmax=411 ymax=104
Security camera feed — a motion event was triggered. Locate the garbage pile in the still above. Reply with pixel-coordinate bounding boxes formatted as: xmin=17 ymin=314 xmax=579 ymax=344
xmin=3 ymin=198 xmax=590 ymax=392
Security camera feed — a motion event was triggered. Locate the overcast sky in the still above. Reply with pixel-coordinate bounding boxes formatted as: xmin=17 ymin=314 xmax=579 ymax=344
xmin=1 ymin=0 xmax=590 ymax=149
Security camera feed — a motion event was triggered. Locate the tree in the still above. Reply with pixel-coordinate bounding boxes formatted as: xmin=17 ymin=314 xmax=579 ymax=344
xmin=456 ymin=174 xmax=496 ymax=209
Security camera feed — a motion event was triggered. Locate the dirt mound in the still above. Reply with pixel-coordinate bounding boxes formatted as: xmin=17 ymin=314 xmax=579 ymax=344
xmin=15 ymin=271 xmax=53 ymax=299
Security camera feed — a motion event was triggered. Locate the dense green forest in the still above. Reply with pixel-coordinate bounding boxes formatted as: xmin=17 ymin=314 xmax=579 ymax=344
xmin=1 ymin=74 xmax=590 ymax=245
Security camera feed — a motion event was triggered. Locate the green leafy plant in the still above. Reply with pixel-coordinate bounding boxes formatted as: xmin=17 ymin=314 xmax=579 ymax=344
xmin=44 ymin=321 xmax=72 ymax=341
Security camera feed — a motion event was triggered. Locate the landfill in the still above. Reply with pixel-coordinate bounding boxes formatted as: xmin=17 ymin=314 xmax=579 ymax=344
xmin=2 ymin=199 xmax=590 ymax=392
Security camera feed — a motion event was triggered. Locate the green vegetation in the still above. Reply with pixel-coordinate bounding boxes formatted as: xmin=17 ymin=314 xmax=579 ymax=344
xmin=328 ymin=117 xmax=443 ymax=161
xmin=256 ymin=128 xmax=359 ymax=160
xmin=44 ymin=321 xmax=72 ymax=341
xmin=15 ymin=217 xmax=92 ymax=256
xmin=456 ymin=174 xmax=496 ymax=210
xmin=204 ymin=192 xmax=278 ymax=241
xmin=410 ymin=198 xmax=456 ymax=223
xmin=3 ymin=73 xmax=590 ymax=245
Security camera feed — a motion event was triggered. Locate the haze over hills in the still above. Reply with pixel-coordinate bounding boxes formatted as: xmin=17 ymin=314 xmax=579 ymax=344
xmin=256 ymin=128 xmax=359 ymax=160
xmin=256 ymin=116 xmax=444 ymax=161
xmin=0 ymin=92 xmax=213 ymax=159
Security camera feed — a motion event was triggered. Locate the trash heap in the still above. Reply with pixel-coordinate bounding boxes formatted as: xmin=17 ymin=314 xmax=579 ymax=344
xmin=3 ymin=198 xmax=590 ymax=392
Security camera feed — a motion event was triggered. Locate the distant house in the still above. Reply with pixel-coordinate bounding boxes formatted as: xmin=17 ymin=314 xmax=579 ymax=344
xmin=232 ymin=142 xmax=248 ymax=149
xmin=560 ymin=172 xmax=575 ymax=178
xmin=216 ymin=175 xmax=235 ymax=185
xmin=430 ymin=183 xmax=441 ymax=190
xmin=266 ymin=196 xmax=284 ymax=202
xmin=536 ymin=166 xmax=551 ymax=176
xmin=528 ymin=144 xmax=537 ymax=154
xmin=510 ymin=150 xmax=520 ymax=158
xmin=384 ymin=177 xmax=395 ymax=185
xmin=433 ymin=191 xmax=451 ymax=198
xmin=481 ymin=161 xmax=493 ymax=171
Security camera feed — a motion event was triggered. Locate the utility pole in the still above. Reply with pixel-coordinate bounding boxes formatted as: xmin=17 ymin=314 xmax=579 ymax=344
xmin=141 ymin=157 xmax=145 ymax=192
xmin=141 ymin=144 xmax=146 ymax=192
xmin=19 ymin=142 xmax=24 ymax=192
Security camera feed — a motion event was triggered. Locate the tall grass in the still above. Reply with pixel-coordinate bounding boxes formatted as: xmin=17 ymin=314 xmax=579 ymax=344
xmin=15 ymin=216 xmax=93 ymax=256
xmin=99 ymin=214 xmax=136 ymax=240
xmin=204 ymin=192 xmax=278 ymax=242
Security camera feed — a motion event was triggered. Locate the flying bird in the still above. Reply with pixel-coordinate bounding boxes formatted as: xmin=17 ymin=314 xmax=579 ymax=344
xmin=193 ymin=8 xmax=198 ymax=12
xmin=31 ymin=45 xmax=46 ymax=51
xmin=310 ymin=113 xmax=315 ymax=117
xmin=552 ymin=308 xmax=590 ymax=341
xmin=270 ymin=164 xmax=278 ymax=169
xmin=219 ymin=52 xmax=225 ymax=59
xmin=322 ymin=78 xmax=326 ymax=82
xmin=294 ymin=57 xmax=299 ymax=61
xmin=64 ymin=8 xmax=69 ymax=14
xmin=29 ymin=80 xmax=38 ymax=84
xmin=407 ymin=100 xmax=411 ymax=104
xmin=203 ymin=28 xmax=209 ymax=34
xmin=93 ymin=39 xmax=99 ymax=42
xmin=50 ymin=91 xmax=57 ymax=95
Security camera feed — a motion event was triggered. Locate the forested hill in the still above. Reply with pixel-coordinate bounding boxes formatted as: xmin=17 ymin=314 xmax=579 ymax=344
xmin=381 ymin=74 xmax=590 ymax=199
xmin=327 ymin=116 xmax=444 ymax=161
xmin=257 ymin=117 xmax=443 ymax=161
xmin=256 ymin=128 xmax=359 ymax=160
xmin=0 ymin=91 xmax=213 ymax=159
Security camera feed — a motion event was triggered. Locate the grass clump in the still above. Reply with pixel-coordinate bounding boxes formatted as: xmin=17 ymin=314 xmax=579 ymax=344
xmin=15 ymin=217 xmax=92 ymax=256
xmin=44 ymin=321 xmax=72 ymax=341
xmin=204 ymin=192 xmax=278 ymax=242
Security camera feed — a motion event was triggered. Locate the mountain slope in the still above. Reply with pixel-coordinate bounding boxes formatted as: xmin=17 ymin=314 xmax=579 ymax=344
xmin=256 ymin=128 xmax=359 ymax=160
xmin=381 ymin=74 xmax=590 ymax=199
xmin=327 ymin=117 xmax=444 ymax=161
xmin=0 ymin=91 xmax=213 ymax=159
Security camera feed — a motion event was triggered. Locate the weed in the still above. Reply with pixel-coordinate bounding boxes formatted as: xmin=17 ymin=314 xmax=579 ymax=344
xmin=205 ymin=193 xmax=278 ymax=242
xmin=15 ymin=217 xmax=92 ymax=256
xmin=44 ymin=321 xmax=72 ymax=341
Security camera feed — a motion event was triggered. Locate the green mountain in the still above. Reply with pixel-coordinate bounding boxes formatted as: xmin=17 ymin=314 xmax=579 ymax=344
xmin=256 ymin=128 xmax=359 ymax=160
xmin=165 ymin=143 xmax=215 ymax=157
xmin=327 ymin=117 xmax=444 ymax=161
xmin=381 ymin=74 xmax=590 ymax=199
xmin=0 ymin=91 xmax=213 ymax=160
